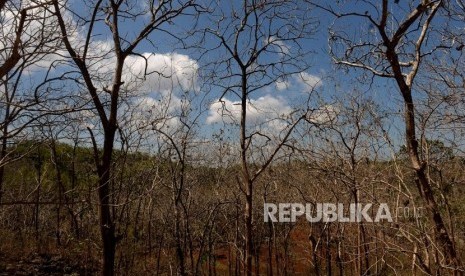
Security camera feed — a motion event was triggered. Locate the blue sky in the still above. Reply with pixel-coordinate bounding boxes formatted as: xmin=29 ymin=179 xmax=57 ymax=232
xmin=67 ymin=1 xmax=400 ymax=149
xmin=11 ymin=0 xmax=458 ymax=155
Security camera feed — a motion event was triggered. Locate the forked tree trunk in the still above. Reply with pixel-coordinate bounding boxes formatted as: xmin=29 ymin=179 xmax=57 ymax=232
xmin=380 ymin=3 xmax=461 ymax=268
xmin=396 ymin=76 xmax=460 ymax=269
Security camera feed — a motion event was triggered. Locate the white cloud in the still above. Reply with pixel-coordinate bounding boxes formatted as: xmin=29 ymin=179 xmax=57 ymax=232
xmin=268 ymin=36 xmax=290 ymax=55
xmin=307 ymin=104 xmax=339 ymax=124
xmin=119 ymin=93 xmax=181 ymax=136
xmin=118 ymin=53 xmax=199 ymax=135
xmin=275 ymin=78 xmax=290 ymax=91
xmin=123 ymin=52 xmax=198 ymax=124
xmin=1 ymin=0 xmax=200 ymax=96
xmin=0 ymin=1 xmax=64 ymax=72
xmin=272 ymin=72 xmax=322 ymax=93
xmin=296 ymin=72 xmax=323 ymax=92
xmin=123 ymin=53 xmax=199 ymax=94
xmin=206 ymin=95 xmax=292 ymax=127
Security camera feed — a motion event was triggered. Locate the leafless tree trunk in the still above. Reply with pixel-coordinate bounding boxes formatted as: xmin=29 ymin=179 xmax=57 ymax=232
xmin=320 ymin=0 xmax=462 ymax=269
xmin=52 ymin=0 xmax=197 ymax=274
xmin=199 ymin=1 xmax=316 ymax=273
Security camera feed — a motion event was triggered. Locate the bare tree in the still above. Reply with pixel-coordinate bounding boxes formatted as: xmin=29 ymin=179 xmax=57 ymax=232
xmin=317 ymin=0 xmax=462 ymax=271
xmin=51 ymin=0 xmax=198 ymax=274
xmin=0 ymin=0 xmax=62 ymax=203
xmin=198 ymin=0 xmax=317 ymax=274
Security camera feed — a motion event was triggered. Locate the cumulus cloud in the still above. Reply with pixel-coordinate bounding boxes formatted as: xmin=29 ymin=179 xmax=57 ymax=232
xmin=307 ymin=104 xmax=339 ymax=124
xmin=2 ymin=0 xmax=199 ymax=92
xmin=123 ymin=53 xmax=199 ymax=94
xmin=275 ymin=78 xmax=290 ymax=91
xmin=206 ymin=95 xmax=292 ymax=128
xmin=268 ymin=36 xmax=290 ymax=56
xmin=116 ymin=52 xmax=199 ymax=136
xmin=1 ymin=0 xmax=202 ymax=147
xmin=273 ymin=72 xmax=322 ymax=93
xmin=0 ymin=0 xmax=118 ymax=76
xmin=296 ymin=72 xmax=323 ymax=92
xmin=0 ymin=1 xmax=63 ymax=72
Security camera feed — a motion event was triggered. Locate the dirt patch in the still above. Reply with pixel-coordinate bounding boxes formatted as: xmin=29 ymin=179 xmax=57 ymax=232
xmin=0 ymin=252 xmax=95 ymax=276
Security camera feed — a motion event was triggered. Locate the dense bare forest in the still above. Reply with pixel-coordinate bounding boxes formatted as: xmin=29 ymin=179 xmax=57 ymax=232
xmin=1 ymin=0 xmax=465 ymax=275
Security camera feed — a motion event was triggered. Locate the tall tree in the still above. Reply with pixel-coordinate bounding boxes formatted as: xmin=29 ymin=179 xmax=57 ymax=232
xmin=318 ymin=0 xmax=462 ymax=271
xmin=52 ymin=0 xmax=198 ymax=274
xmin=199 ymin=0 xmax=317 ymax=274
